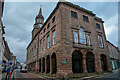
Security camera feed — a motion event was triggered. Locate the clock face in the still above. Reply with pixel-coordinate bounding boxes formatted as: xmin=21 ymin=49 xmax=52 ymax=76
xmin=39 ymin=24 xmax=42 ymax=27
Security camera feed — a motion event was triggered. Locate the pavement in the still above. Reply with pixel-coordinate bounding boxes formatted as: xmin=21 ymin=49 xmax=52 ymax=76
xmin=76 ymin=69 xmax=120 ymax=80
xmin=13 ymin=69 xmax=49 ymax=80
xmin=2 ymin=68 xmax=119 ymax=80
xmin=2 ymin=72 xmax=7 ymax=79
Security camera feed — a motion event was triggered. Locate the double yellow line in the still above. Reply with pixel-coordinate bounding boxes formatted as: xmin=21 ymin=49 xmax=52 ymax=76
xmin=30 ymin=73 xmax=49 ymax=80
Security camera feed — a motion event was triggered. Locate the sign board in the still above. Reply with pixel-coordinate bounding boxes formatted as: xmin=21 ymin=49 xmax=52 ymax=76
xmin=62 ymin=59 xmax=67 ymax=64
xmin=10 ymin=63 xmax=12 ymax=65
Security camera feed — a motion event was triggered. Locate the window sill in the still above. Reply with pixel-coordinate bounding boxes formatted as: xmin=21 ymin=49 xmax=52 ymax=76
xmin=73 ymin=43 xmax=92 ymax=50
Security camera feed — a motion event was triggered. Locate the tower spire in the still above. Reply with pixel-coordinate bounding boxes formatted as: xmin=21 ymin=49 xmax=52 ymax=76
xmin=35 ymin=5 xmax=44 ymax=27
xmin=38 ymin=5 xmax=42 ymax=16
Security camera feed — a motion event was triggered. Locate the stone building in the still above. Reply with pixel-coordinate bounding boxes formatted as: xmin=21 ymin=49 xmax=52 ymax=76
xmin=26 ymin=2 xmax=112 ymax=78
xmin=107 ymin=41 xmax=120 ymax=70
xmin=0 ymin=0 xmax=4 ymax=78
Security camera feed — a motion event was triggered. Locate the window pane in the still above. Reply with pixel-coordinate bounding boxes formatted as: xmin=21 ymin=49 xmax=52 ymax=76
xmin=52 ymin=16 xmax=55 ymax=23
xmin=96 ymin=23 xmax=100 ymax=29
xmin=86 ymin=34 xmax=90 ymax=45
xmin=43 ymin=39 xmax=45 ymax=50
xmin=83 ymin=15 xmax=89 ymax=22
xmin=98 ymin=35 xmax=103 ymax=48
xmin=47 ymin=23 xmax=50 ymax=29
xmin=52 ymin=30 xmax=55 ymax=45
xmin=71 ymin=11 xmax=77 ymax=18
xmin=74 ymin=32 xmax=78 ymax=43
xmin=40 ymin=33 xmax=42 ymax=39
xmin=47 ymin=36 xmax=49 ymax=48
xmin=40 ymin=42 xmax=42 ymax=53
xmin=79 ymin=28 xmax=86 ymax=44
xmin=43 ymin=28 xmax=46 ymax=33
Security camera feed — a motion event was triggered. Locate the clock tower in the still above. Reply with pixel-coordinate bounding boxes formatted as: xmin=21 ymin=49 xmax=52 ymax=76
xmin=35 ymin=7 xmax=44 ymax=27
xmin=32 ymin=6 xmax=44 ymax=39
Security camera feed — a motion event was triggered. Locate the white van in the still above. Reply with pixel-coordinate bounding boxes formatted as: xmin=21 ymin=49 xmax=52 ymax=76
xmin=20 ymin=64 xmax=27 ymax=73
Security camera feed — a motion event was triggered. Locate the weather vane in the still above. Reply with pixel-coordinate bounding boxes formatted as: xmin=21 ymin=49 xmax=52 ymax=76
xmin=40 ymin=5 xmax=42 ymax=8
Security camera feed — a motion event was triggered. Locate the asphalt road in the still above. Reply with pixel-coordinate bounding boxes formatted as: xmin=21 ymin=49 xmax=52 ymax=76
xmin=13 ymin=69 xmax=49 ymax=80
xmin=12 ymin=69 xmax=120 ymax=80
xmin=91 ymin=70 xmax=120 ymax=80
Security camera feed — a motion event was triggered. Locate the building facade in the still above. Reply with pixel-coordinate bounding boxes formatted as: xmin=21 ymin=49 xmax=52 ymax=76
xmin=26 ymin=2 xmax=112 ymax=78
xmin=107 ymin=41 xmax=120 ymax=70
xmin=0 ymin=0 xmax=4 ymax=78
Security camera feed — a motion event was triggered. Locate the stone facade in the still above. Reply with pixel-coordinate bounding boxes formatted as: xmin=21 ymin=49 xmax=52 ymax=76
xmin=26 ymin=2 xmax=112 ymax=78
xmin=107 ymin=41 xmax=120 ymax=70
xmin=0 ymin=0 xmax=4 ymax=79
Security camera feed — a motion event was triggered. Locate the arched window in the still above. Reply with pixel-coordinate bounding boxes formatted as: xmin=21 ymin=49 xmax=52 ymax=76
xmin=79 ymin=27 xmax=86 ymax=44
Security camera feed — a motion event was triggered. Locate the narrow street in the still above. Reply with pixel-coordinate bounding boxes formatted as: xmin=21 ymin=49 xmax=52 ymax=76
xmin=13 ymin=69 xmax=49 ymax=80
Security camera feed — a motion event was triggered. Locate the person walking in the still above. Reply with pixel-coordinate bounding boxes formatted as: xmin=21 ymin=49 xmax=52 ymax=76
xmin=6 ymin=67 xmax=10 ymax=80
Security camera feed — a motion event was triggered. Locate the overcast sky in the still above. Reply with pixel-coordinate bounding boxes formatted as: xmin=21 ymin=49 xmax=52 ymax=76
xmin=2 ymin=2 xmax=118 ymax=64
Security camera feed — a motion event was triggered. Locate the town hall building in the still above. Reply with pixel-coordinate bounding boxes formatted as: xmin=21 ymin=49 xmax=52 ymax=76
xmin=26 ymin=1 xmax=112 ymax=78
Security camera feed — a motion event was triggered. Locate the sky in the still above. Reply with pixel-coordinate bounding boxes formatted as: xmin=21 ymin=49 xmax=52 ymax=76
xmin=2 ymin=2 xmax=118 ymax=64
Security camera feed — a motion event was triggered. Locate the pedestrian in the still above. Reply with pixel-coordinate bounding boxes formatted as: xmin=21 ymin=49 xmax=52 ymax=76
xmin=6 ymin=67 xmax=10 ymax=80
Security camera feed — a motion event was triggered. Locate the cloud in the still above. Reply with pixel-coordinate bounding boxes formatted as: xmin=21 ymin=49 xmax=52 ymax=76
xmin=104 ymin=14 xmax=118 ymax=46
xmin=104 ymin=25 xmax=117 ymax=36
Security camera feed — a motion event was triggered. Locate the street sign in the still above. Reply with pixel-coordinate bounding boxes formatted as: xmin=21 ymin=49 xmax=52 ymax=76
xmin=10 ymin=62 xmax=12 ymax=65
xmin=62 ymin=59 xmax=67 ymax=64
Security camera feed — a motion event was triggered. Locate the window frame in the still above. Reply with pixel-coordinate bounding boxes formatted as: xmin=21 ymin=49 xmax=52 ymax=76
xmin=71 ymin=11 xmax=78 ymax=18
xmin=79 ymin=27 xmax=86 ymax=44
xmin=96 ymin=23 xmax=101 ymax=29
xmin=83 ymin=15 xmax=89 ymax=23
xmin=47 ymin=35 xmax=50 ymax=48
xmin=73 ymin=31 xmax=78 ymax=43
xmin=47 ymin=23 xmax=50 ymax=29
xmin=86 ymin=34 xmax=91 ymax=45
xmin=40 ymin=33 xmax=42 ymax=39
xmin=43 ymin=28 xmax=46 ymax=34
xmin=43 ymin=39 xmax=45 ymax=50
xmin=98 ymin=35 xmax=104 ymax=48
xmin=52 ymin=30 xmax=55 ymax=45
xmin=52 ymin=16 xmax=55 ymax=23
xmin=40 ymin=41 xmax=42 ymax=53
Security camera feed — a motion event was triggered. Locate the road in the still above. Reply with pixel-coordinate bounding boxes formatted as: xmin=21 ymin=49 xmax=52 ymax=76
xmin=13 ymin=69 xmax=51 ymax=80
xmin=91 ymin=70 xmax=120 ymax=80
xmin=13 ymin=69 xmax=120 ymax=80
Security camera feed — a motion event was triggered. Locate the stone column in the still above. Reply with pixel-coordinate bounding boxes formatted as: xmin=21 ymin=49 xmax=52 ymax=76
xmin=35 ymin=61 xmax=37 ymax=72
xmin=83 ymin=54 xmax=88 ymax=74
xmin=41 ymin=58 xmax=43 ymax=73
xmin=45 ymin=57 xmax=47 ymax=73
xmin=37 ymin=61 xmax=40 ymax=73
xmin=95 ymin=55 xmax=102 ymax=73
xmin=50 ymin=55 xmax=52 ymax=74
xmin=106 ymin=55 xmax=112 ymax=72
